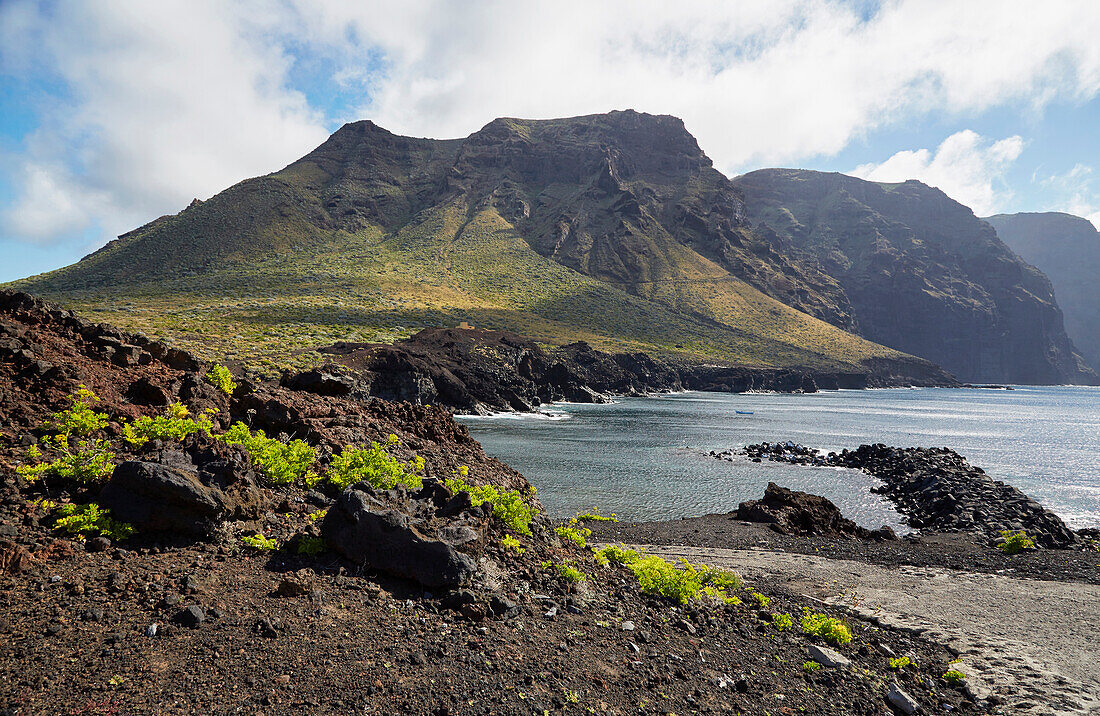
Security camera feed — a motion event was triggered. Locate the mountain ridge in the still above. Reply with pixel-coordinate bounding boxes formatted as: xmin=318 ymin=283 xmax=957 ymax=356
xmin=12 ymin=110 xmax=938 ymax=384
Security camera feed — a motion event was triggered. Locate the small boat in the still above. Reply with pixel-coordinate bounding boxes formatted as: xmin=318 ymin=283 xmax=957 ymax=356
xmin=735 ymin=410 xmax=754 ymax=415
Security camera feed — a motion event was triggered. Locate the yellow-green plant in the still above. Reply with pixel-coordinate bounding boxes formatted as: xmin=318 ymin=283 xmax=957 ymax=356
xmin=501 ymin=534 xmax=525 ymax=553
xmin=17 ymin=387 xmax=116 ymax=484
xmin=772 ymin=612 xmax=793 ymax=631
xmin=942 ymin=669 xmax=966 ymax=685
xmin=998 ymin=529 xmax=1035 ymax=554
xmin=751 ymin=591 xmax=771 ymax=608
xmin=543 ymin=560 xmax=587 ymax=584
xmin=592 ymin=545 xmax=743 ymax=605
xmin=44 ymin=386 xmax=108 ymax=437
xmin=205 ymin=364 xmax=237 ymax=395
xmin=569 ymin=507 xmax=618 ymax=523
xmin=889 ymin=656 xmax=912 ymax=670
xmin=801 ymin=609 xmax=852 ymax=645
xmin=220 ymin=422 xmax=316 ymax=485
xmin=444 ymin=476 xmax=538 ymax=536
xmin=803 ymin=661 xmax=822 ymax=673
xmin=326 ymin=436 xmax=423 ymax=490
xmin=122 ymin=403 xmax=214 ymax=447
xmin=53 ymin=503 xmax=134 ymax=541
xmin=296 ymin=536 xmax=325 ymax=556
xmin=306 ymin=508 xmax=328 ymax=523
xmin=241 ymin=533 xmax=278 ymax=551
xmin=555 ymin=524 xmax=592 ymax=549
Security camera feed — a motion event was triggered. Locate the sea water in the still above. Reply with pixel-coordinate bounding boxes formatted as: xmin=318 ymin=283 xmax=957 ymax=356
xmin=456 ymin=386 xmax=1100 ymax=530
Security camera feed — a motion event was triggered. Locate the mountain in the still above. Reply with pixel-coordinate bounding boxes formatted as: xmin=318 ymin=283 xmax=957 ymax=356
xmin=984 ymin=212 xmax=1100 ymax=373
xmin=10 ymin=111 xmax=945 ymax=384
xmin=733 ymin=169 xmax=1096 ymax=385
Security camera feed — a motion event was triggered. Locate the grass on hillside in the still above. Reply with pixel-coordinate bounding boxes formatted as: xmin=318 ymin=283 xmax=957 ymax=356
xmin=12 ymin=201 xmax=900 ymax=380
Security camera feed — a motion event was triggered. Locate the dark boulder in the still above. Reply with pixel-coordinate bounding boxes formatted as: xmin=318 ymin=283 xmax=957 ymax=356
xmin=734 ymin=482 xmax=870 ymax=538
xmin=100 ymin=438 xmax=266 ymax=538
xmin=321 ymin=487 xmax=477 ymax=588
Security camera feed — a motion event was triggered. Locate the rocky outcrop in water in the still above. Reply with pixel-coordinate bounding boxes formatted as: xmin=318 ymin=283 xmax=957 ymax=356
xmin=728 ymin=440 xmax=1081 ymax=548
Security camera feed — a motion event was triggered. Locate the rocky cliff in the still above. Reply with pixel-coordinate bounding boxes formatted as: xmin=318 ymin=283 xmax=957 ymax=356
xmin=733 ymin=169 xmax=1096 ymax=385
xmin=984 ymin=212 xmax=1100 ymax=373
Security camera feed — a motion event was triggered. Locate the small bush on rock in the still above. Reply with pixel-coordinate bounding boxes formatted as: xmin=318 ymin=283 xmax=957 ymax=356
xmin=889 ymin=656 xmax=912 ymax=670
xmin=543 ymin=560 xmax=587 ymax=584
xmin=122 ymin=403 xmax=214 ymax=447
xmin=220 ymin=422 xmax=316 ymax=486
xmin=803 ymin=661 xmax=822 ymax=673
xmin=555 ymin=524 xmax=591 ymax=549
xmin=772 ymin=612 xmax=793 ymax=631
xmin=205 ymin=364 xmax=237 ymax=395
xmin=592 ymin=545 xmax=743 ymax=605
xmin=801 ymin=609 xmax=852 ymax=645
xmin=998 ymin=529 xmax=1035 ymax=554
xmin=501 ymin=534 xmax=525 ymax=553
xmin=444 ymin=476 xmax=538 ymax=536
xmin=54 ymin=503 xmax=134 ymax=541
xmin=241 ymin=533 xmax=278 ymax=551
xmin=45 ymin=386 xmax=109 ymax=437
xmin=326 ymin=438 xmax=423 ymax=491
xmin=943 ymin=669 xmax=966 ymax=685
xmin=17 ymin=437 xmax=115 ymax=484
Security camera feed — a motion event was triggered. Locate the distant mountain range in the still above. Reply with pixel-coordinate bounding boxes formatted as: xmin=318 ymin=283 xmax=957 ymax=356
xmin=984 ymin=212 xmax=1100 ymax=375
xmin=10 ymin=111 xmax=1094 ymax=385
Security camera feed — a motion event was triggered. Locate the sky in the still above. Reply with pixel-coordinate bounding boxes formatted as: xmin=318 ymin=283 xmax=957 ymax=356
xmin=2 ymin=0 xmax=1100 ymax=283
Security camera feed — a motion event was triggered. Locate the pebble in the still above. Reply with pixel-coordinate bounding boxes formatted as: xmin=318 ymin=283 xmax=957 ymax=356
xmin=174 ymin=605 xmax=205 ymax=628
xmin=620 ymin=620 xmax=635 ymax=631
xmin=145 ymin=623 xmax=158 ymax=637
xmin=544 ymin=606 xmax=557 ymax=618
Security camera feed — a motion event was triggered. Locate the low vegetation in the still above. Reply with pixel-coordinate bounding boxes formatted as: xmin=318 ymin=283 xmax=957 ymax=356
xmin=205 ymin=364 xmax=237 ymax=395
xmin=219 ymin=422 xmax=317 ymax=486
xmin=800 ymin=609 xmax=853 ymax=645
xmin=122 ymin=403 xmax=214 ymax=447
xmin=241 ymin=533 xmax=279 ymax=551
xmin=997 ymin=529 xmax=1035 ymax=554
xmin=52 ymin=503 xmax=134 ymax=541
xmin=593 ymin=544 xmax=743 ymax=605
xmin=444 ymin=475 xmax=538 ymax=536
xmin=326 ymin=435 xmax=423 ymax=490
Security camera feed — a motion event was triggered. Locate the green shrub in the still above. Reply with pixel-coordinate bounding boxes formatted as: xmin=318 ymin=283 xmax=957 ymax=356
xmin=593 ymin=544 xmax=742 ymax=604
xmin=220 ymin=422 xmax=316 ymax=485
xmin=803 ymin=661 xmax=822 ymax=673
xmin=889 ymin=656 xmax=912 ymax=670
xmin=570 ymin=508 xmax=618 ymax=523
xmin=241 ymin=533 xmax=278 ymax=551
xmin=44 ymin=386 xmax=109 ymax=437
xmin=772 ymin=612 xmax=793 ymax=631
xmin=326 ymin=438 xmax=423 ymax=490
xmin=17 ymin=436 xmax=115 ymax=484
xmin=593 ymin=543 xmax=639 ymax=565
xmin=501 ymin=534 xmax=525 ymax=553
xmin=751 ymin=591 xmax=771 ymax=608
xmin=53 ymin=503 xmax=133 ymax=540
xmin=942 ymin=669 xmax=966 ymax=685
xmin=555 ymin=524 xmax=591 ymax=549
xmin=205 ymin=364 xmax=237 ymax=395
xmin=306 ymin=508 xmax=327 ymax=523
xmin=801 ymin=610 xmax=852 ymax=645
xmin=543 ymin=560 xmax=587 ymax=584
xmin=998 ymin=529 xmax=1035 ymax=554
xmin=296 ymin=536 xmax=325 ymax=556
xmin=444 ymin=476 xmax=538 ymax=536
xmin=122 ymin=403 xmax=214 ymax=447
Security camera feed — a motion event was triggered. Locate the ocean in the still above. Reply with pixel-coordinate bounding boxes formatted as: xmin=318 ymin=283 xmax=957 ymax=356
xmin=456 ymin=386 xmax=1100 ymax=531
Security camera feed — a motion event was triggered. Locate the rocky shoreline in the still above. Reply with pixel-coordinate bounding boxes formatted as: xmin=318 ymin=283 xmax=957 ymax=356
xmin=0 ymin=290 xmax=985 ymax=714
xmin=715 ymin=442 xmax=1086 ymax=549
xmin=282 ymin=326 xmax=958 ymax=414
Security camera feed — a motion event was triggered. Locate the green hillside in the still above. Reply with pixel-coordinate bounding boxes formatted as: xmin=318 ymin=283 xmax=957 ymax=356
xmin=12 ymin=113 xmax=922 ymax=380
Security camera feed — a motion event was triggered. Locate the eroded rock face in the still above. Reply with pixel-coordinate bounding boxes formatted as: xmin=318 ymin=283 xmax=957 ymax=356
xmin=321 ymin=485 xmax=478 ymax=588
xmin=735 ymin=169 xmax=1097 ymax=385
xmin=734 ymin=482 xmax=874 ymax=538
xmin=101 ymin=437 xmax=267 ymax=538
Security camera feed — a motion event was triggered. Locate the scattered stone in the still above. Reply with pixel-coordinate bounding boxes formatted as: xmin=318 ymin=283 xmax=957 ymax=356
xmin=276 ymin=572 xmax=314 ymax=597
xmin=620 ymin=620 xmax=635 ymax=631
xmin=145 ymin=623 xmax=158 ymax=637
xmin=85 ymin=536 xmax=111 ymax=553
xmin=887 ymin=680 xmax=920 ymax=714
xmin=808 ymin=644 xmax=850 ymax=668
xmin=0 ymin=540 xmax=35 ymax=574
xmin=173 ymin=605 xmax=205 ymax=628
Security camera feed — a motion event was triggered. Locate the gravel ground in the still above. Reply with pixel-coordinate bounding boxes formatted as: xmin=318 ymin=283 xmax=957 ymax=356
xmin=627 ymin=544 xmax=1100 ymax=716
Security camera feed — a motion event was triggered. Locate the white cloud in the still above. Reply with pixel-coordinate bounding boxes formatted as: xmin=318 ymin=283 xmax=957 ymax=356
xmin=851 ymin=130 xmax=1025 ymax=215
xmin=1035 ymin=164 xmax=1100 ymax=230
xmin=0 ymin=0 xmax=328 ymax=246
xmin=4 ymin=0 xmax=1100 ymax=249
xmin=291 ymin=0 xmax=1100 ymax=172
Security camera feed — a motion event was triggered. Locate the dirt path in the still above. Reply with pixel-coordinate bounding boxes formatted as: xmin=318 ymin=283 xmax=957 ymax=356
xmin=629 ymin=544 xmax=1100 ymax=716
